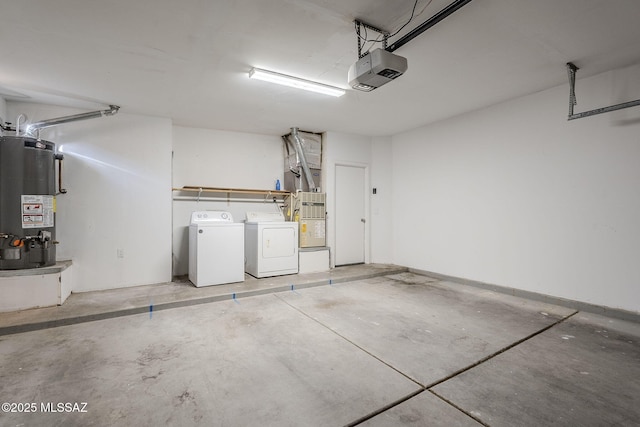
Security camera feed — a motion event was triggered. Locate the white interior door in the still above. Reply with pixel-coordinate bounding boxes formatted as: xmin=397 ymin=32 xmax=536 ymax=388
xmin=335 ymin=165 xmax=366 ymax=266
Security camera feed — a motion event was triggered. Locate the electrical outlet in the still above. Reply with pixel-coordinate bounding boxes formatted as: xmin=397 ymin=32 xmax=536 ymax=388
xmin=117 ymin=248 xmax=124 ymax=258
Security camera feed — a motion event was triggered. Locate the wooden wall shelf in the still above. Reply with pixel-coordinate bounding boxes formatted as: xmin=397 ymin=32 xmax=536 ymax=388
xmin=172 ymin=186 xmax=291 ymax=201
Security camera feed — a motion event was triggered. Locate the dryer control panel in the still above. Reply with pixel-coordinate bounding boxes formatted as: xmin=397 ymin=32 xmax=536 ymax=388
xmin=245 ymin=211 xmax=285 ymax=223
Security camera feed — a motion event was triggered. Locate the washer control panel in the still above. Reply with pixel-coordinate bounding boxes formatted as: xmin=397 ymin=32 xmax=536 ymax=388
xmin=190 ymin=211 xmax=234 ymax=224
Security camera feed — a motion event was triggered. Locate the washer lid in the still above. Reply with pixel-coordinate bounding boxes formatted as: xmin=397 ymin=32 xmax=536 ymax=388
xmin=245 ymin=211 xmax=285 ymax=223
xmin=190 ymin=211 xmax=233 ymax=224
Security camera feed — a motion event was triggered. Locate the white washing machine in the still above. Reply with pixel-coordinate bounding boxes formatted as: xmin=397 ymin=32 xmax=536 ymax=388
xmin=189 ymin=211 xmax=244 ymax=287
xmin=244 ymin=211 xmax=298 ymax=278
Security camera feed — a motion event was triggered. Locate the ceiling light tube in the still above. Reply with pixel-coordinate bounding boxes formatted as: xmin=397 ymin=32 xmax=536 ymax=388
xmin=249 ymin=68 xmax=345 ymax=97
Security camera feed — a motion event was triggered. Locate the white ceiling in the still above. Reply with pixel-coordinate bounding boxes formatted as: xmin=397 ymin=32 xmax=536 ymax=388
xmin=1 ymin=0 xmax=640 ymax=136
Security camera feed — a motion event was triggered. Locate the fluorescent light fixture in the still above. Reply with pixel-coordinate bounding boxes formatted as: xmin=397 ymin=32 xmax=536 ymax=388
xmin=249 ymin=67 xmax=345 ymax=97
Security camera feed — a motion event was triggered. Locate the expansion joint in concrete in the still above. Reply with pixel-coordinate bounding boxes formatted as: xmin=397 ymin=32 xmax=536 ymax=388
xmin=426 ymin=310 xmax=579 ymax=425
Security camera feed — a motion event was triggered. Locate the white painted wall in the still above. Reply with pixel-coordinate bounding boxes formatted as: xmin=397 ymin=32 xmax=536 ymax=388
xmin=172 ymin=126 xmax=284 ymax=276
xmin=7 ymin=102 xmax=173 ymax=292
xmin=392 ymin=63 xmax=640 ymax=313
xmin=371 ymin=136 xmax=393 ymax=264
xmin=0 ymin=97 xmax=7 ymax=124
xmin=323 ymin=132 xmax=371 ymax=267
xmin=322 ymin=132 xmax=394 ymax=266
xmin=173 ymin=128 xmax=394 ymax=274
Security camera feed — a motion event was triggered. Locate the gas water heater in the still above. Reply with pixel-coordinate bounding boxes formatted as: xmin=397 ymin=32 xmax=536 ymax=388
xmin=0 ymin=136 xmax=61 ymax=269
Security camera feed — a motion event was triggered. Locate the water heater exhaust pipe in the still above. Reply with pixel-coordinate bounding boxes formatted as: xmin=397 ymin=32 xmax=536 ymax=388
xmin=24 ymin=105 xmax=120 ymax=138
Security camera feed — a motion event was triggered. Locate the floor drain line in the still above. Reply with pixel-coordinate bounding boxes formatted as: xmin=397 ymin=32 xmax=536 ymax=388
xmin=425 ymin=310 xmax=579 ymax=426
xmin=428 ymin=389 xmax=490 ymax=427
xmin=274 ymin=293 xmax=426 ymax=390
xmin=426 ymin=310 xmax=578 ymax=390
xmin=345 ymin=388 xmax=426 ymax=427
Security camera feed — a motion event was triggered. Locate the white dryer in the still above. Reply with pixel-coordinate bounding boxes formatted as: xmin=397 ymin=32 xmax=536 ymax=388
xmin=189 ymin=211 xmax=244 ymax=287
xmin=244 ymin=211 xmax=298 ymax=278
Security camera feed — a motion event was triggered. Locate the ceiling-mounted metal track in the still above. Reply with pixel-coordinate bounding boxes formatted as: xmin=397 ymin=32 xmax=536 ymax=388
xmin=387 ymin=0 xmax=474 ymax=52
xmin=566 ymin=62 xmax=640 ymax=120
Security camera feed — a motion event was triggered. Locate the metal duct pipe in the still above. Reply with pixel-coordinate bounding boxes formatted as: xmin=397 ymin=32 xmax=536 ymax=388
xmin=282 ymin=135 xmax=301 ymax=179
xmin=24 ymin=105 xmax=120 ymax=137
xmin=290 ymin=127 xmax=317 ymax=192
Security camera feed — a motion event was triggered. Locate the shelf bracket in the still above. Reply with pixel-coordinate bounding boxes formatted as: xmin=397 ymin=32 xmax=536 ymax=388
xmin=566 ymin=62 xmax=640 ymax=120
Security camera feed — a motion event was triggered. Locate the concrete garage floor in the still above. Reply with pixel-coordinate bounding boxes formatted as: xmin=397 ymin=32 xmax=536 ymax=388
xmin=0 ymin=266 xmax=638 ymax=426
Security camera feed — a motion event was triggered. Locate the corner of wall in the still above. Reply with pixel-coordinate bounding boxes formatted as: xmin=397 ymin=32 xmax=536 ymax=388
xmin=0 ymin=97 xmax=7 ymax=123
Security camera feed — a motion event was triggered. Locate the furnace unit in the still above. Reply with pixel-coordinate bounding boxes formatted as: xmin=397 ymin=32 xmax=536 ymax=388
xmin=294 ymin=192 xmax=326 ymax=248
